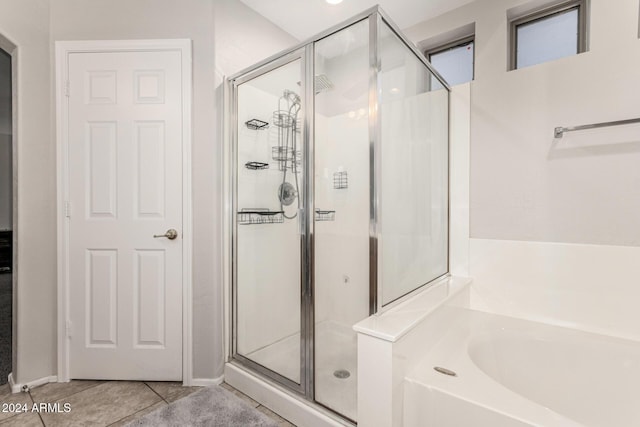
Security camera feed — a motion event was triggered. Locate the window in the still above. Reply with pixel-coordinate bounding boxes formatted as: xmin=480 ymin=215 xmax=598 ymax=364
xmin=510 ymin=0 xmax=587 ymax=70
xmin=426 ymin=36 xmax=474 ymax=90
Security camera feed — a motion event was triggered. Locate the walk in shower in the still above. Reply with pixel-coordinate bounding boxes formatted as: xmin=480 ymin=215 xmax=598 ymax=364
xmin=227 ymin=7 xmax=450 ymax=422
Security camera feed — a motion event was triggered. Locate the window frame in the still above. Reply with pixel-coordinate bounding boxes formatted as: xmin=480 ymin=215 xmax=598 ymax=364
xmin=425 ymin=35 xmax=475 ymax=87
xmin=509 ymin=0 xmax=588 ymax=70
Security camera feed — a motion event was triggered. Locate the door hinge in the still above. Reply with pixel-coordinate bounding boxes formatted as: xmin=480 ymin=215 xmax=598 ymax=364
xmin=64 ymin=80 xmax=70 ymax=97
xmin=64 ymin=201 xmax=72 ymax=218
xmin=66 ymin=320 xmax=73 ymax=338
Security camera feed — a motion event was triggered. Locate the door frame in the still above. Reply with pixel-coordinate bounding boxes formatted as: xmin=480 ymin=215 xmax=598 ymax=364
xmin=55 ymin=39 xmax=193 ymax=385
xmin=0 ymin=32 xmax=18 ymax=388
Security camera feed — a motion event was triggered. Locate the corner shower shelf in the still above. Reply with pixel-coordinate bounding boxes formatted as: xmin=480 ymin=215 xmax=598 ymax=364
xmin=272 ymin=147 xmax=301 ymax=172
xmin=315 ymin=209 xmax=335 ymax=222
xmin=245 ymin=161 xmax=270 ymax=170
xmin=245 ymin=119 xmax=269 ymax=130
xmin=333 ymin=171 xmax=348 ymax=189
xmin=272 ymin=111 xmax=296 ymax=128
xmin=272 ymin=111 xmax=301 ymax=132
xmin=237 ymin=209 xmax=284 ymax=225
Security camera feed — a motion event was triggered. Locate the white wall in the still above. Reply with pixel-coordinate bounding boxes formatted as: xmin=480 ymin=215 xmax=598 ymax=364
xmin=405 ymin=0 xmax=640 ymax=338
xmin=407 ymin=0 xmax=640 ymax=246
xmin=449 ymin=84 xmax=471 ymax=277
xmin=213 ymin=0 xmax=298 ymax=76
xmin=0 ymin=0 xmax=55 ymax=384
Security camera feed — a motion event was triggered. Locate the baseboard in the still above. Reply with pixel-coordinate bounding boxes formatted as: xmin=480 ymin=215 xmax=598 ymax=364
xmin=190 ymin=375 xmax=224 ymax=387
xmin=7 ymin=372 xmax=17 ymax=393
xmin=7 ymin=372 xmax=221 ymax=392
xmin=8 ymin=373 xmax=58 ymax=393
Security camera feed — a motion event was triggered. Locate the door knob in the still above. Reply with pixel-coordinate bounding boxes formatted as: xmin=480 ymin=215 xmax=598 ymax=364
xmin=154 ymin=229 xmax=178 ymax=240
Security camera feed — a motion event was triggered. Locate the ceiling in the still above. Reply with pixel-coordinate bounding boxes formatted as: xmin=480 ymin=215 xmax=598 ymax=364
xmin=240 ymin=0 xmax=475 ymax=41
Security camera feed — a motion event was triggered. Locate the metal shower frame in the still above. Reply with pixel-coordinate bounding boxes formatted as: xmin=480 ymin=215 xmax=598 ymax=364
xmin=225 ymin=4 xmax=451 ymax=414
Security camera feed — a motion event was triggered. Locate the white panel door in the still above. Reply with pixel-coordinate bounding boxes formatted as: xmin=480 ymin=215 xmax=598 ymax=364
xmin=67 ymin=50 xmax=183 ymax=380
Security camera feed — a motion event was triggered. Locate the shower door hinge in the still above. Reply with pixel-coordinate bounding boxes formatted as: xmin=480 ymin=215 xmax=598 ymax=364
xmin=64 ymin=201 xmax=72 ymax=218
xmin=66 ymin=320 xmax=73 ymax=338
xmin=64 ymin=80 xmax=70 ymax=97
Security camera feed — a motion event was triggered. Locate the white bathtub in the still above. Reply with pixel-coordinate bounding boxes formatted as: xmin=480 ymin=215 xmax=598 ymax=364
xmin=403 ymin=309 xmax=640 ymax=427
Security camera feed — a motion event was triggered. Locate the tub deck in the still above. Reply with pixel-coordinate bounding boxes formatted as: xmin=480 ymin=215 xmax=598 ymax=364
xmin=404 ymin=309 xmax=640 ymax=427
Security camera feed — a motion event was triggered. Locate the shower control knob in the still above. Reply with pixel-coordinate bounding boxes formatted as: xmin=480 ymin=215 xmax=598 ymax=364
xmin=278 ymin=182 xmax=297 ymax=206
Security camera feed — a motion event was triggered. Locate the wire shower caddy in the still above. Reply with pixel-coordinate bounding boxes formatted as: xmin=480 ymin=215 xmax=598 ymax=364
xmin=245 ymin=119 xmax=269 ymax=130
xmin=237 ymin=208 xmax=284 ymax=225
xmin=272 ymin=90 xmax=302 ymax=173
xmin=333 ymin=171 xmax=348 ymax=189
xmin=315 ymin=209 xmax=336 ymax=222
xmin=245 ymin=161 xmax=270 ymax=170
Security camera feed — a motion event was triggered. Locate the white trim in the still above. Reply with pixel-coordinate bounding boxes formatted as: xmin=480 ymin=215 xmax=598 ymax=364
xmin=55 ymin=39 xmax=193 ymax=385
xmin=191 ymin=375 xmax=225 ymax=387
xmin=222 ymin=78 xmax=231 ymax=362
xmin=55 ymin=39 xmax=69 ymax=384
xmin=179 ymin=39 xmax=194 ymax=389
xmin=8 ymin=373 xmax=58 ymax=394
xmin=449 ymin=84 xmax=471 ymax=276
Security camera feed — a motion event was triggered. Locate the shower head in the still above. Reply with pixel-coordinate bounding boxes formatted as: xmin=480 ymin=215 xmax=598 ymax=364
xmin=314 ymin=74 xmax=334 ymax=93
xmin=297 ymin=74 xmax=334 ymax=94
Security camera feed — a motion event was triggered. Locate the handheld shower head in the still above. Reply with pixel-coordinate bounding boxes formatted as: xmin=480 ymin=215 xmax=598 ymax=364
xmin=283 ymin=89 xmax=301 ymax=105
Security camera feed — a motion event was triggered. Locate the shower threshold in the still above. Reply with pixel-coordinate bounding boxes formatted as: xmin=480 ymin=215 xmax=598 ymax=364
xmin=225 ymin=361 xmax=356 ymax=427
xmin=243 ymin=321 xmax=357 ymax=422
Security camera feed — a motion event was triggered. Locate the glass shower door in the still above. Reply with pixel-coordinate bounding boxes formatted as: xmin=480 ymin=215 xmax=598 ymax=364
xmin=313 ymin=19 xmax=370 ymax=422
xmin=234 ymin=55 xmax=307 ymax=388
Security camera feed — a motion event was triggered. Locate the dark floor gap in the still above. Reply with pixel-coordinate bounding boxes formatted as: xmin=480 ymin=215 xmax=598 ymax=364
xmin=0 ymin=272 xmax=11 ymax=385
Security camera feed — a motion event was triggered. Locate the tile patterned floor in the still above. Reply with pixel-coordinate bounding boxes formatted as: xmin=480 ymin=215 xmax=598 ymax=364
xmin=0 ymin=381 xmax=296 ymax=426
